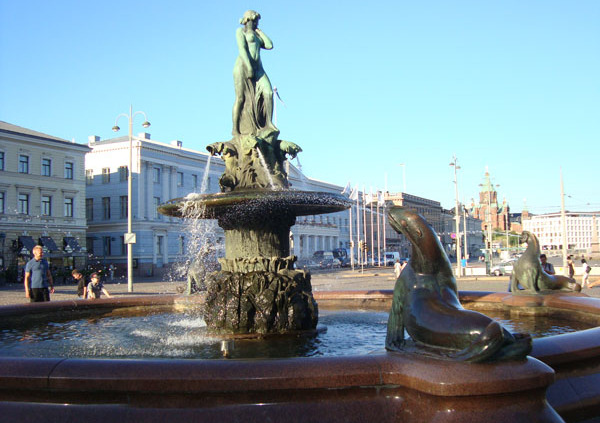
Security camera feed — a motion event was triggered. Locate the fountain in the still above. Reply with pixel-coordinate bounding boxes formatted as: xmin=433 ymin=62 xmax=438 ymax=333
xmin=3 ymin=10 xmax=600 ymax=422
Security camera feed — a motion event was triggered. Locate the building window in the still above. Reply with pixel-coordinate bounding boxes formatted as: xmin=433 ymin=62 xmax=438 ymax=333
xmin=102 ymin=167 xmax=110 ymax=183
xmin=41 ymin=195 xmax=52 ymax=216
xmin=64 ymin=198 xmax=74 ymax=217
xmin=153 ymin=167 xmax=161 ymax=183
xmin=0 ymin=152 xmax=4 ymax=171
xmin=86 ymin=198 xmax=93 ymax=221
xmin=86 ymin=237 xmax=94 ymax=255
xmin=119 ymin=166 xmax=128 ymax=182
xmin=153 ymin=197 xmax=161 ymax=219
xmin=42 ymin=158 xmax=52 ymax=176
xmin=86 ymin=169 xmax=93 ymax=185
xmin=120 ymin=236 xmax=126 ymax=255
xmin=192 ymin=174 xmax=198 ymax=189
xmin=64 ymin=162 xmax=74 ymax=179
xmin=0 ymin=192 xmax=5 ymax=213
xmin=177 ymin=172 xmax=184 ymax=187
xmin=156 ymin=235 xmax=164 ymax=255
xmin=19 ymin=155 xmax=29 ymax=173
xmin=120 ymin=195 xmax=128 ymax=219
xmin=103 ymin=236 xmax=112 ymax=256
xmin=179 ymin=236 xmax=185 ymax=254
xmin=102 ymin=197 xmax=111 ymax=220
xmin=18 ymin=193 xmax=29 ymax=214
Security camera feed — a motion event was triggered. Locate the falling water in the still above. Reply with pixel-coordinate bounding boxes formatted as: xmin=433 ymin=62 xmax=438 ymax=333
xmin=166 ymin=154 xmax=222 ymax=290
xmin=200 ymin=155 xmax=212 ymax=194
xmin=255 ymin=149 xmax=276 ymax=189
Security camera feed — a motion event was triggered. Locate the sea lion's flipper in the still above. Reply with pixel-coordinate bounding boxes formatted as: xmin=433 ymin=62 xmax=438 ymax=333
xmin=386 ymin=268 xmax=411 ymax=351
xmin=450 ymin=321 xmax=506 ymax=362
xmin=489 ymin=333 xmax=532 ymax=362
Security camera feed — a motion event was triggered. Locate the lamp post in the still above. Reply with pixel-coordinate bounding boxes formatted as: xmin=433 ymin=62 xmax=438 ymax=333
xmin=449 ymin=155 xmax=462 ymax=277
xmin=112 ymin=105 xmax=150 ymax=293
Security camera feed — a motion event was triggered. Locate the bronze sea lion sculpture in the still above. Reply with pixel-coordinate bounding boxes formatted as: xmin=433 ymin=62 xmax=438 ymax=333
xmin=510 ymin=231 xmax=580 ymax=294
xmin=385 ymin=207 xmax=531 ymax=362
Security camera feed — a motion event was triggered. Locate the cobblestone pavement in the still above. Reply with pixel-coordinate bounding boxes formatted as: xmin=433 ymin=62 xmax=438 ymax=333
xmin=1 ymin=268 xmax=599 ymax=306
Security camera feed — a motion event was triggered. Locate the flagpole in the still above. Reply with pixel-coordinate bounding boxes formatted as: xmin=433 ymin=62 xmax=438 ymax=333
xmin=377 ymin=192 xmax=381 ymax=267
xmin=349 ymin=204 xmax=354 ymax=270
xmin=356 ymin=186 xmax=361 ymax=270
xmin=370 ymin=188 xmax=375 ymax=266
xmin=383 ymin=191 xmax=387 ymax=262
xmin=362 ymin=188 xmax=367 ymax=272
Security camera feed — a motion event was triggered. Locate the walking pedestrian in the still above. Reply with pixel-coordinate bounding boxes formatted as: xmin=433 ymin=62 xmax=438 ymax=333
xmin=581 ymin=259 xmax=591 ymax=288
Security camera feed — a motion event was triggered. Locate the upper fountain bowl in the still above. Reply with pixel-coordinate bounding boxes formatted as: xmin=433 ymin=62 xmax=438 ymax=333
xmin=158 ymin=189 xmax=353 ymax=222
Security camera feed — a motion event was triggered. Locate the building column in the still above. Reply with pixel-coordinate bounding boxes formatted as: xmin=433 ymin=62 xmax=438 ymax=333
xmin=146 ymin=162 xmax=154 ymax=220
xmin=138 ymin=160 xmax=146 ymax=220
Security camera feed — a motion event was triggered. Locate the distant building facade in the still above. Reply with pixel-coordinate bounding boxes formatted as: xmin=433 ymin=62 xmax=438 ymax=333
xmin=0 ymin=121 xmax=89 ymax=282
xmin=522 ymin=211 xmax=600 ymax=252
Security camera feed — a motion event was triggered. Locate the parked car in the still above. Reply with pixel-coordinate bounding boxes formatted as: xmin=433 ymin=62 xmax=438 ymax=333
xmin=319 ymin=258 xmax=341 ymax=269
xmin=490 ymin=261 xmax=514 ymax=276
xmin=339 ymin=257 xmax=352 ymax=267
xmin=295 ymin=259 xmax=319 ymax=270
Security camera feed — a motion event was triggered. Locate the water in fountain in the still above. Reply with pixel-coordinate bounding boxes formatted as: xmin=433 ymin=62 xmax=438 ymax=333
xmin=166 ymin=154 xmax=222 ymax=290
xmin=200 ymin=154 xmax=212 ymax=194
xmin=0 ymin=306 xmax=590 ymax=359
xmin=256 ymin=148 xmax=276 ymax=189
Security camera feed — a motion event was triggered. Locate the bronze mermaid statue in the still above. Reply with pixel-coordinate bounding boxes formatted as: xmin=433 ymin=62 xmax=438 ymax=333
xmin=385 ymin=207 xmax=531 ymax=362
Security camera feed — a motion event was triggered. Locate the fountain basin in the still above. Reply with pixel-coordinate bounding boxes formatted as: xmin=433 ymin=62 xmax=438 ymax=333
xmin=3 ymin=291 xmax=600 ymax=421
xmin=157 ymin=189 xmax=353 ymax=221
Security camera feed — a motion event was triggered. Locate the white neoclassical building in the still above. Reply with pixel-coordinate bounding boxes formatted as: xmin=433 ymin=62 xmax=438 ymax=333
xmin=0 ymin=121 xmax=89 ymax=281
xmin=523 ymin=211 xmax=600 ymax=253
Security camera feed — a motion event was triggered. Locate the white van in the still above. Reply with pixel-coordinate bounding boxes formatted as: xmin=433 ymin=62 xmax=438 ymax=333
xmin=384 ymin=252 xmax=401 ymax=266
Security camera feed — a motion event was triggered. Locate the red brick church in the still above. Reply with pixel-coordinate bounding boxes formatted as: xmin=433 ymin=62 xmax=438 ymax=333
xmin=470 ymin=170 xmax=510 ymax=232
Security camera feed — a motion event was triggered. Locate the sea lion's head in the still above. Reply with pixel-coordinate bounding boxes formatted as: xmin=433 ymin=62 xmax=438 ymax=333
xmin=387 ymin=206 xmax=450 ymax=274
xmin=520 ymin=231 xmax=531 ymax=244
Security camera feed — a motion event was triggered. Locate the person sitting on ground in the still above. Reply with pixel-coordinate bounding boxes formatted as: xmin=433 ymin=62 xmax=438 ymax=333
xmin=540 ymin=254 xmax=555 ymax=275
xmin=72 ymin=269 xmax=87 ymax=299
xmin=86 ymin=273 xmax=111 ymax=299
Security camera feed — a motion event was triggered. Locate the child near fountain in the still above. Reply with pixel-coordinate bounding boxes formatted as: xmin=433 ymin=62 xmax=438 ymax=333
xmin=86 ymin=273 xmax=111 ymax=299
xmin=72 ymin=269 xmax=87 ymax=299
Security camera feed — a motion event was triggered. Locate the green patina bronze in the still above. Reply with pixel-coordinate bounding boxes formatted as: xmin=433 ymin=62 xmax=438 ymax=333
xmin=158 ymin=11 xmax=351 ymax=336
xmin=385 ymin=207 xmax=532 ymax=362
xmin=510 ymin=231 xmax=580 ymax=294
xmin=205 ymin=9 xmax=301 ymax=192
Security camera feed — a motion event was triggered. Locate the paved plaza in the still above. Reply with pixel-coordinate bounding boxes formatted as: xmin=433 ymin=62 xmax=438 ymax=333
xmin=1 ymin=267 xmax=599 ymax=306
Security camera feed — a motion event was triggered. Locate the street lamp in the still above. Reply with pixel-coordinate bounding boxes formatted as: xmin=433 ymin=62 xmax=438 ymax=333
xmin=113 ymin=105 xmax=150 ymax=293
xmin=449 ymin=155 xmax=462 ymax=277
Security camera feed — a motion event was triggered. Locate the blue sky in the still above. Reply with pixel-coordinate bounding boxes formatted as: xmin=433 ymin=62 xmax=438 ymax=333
xmin=1 ymin=0 xmax=598 ymax=214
